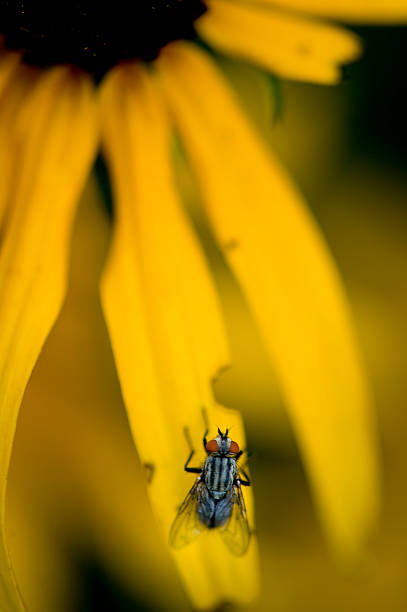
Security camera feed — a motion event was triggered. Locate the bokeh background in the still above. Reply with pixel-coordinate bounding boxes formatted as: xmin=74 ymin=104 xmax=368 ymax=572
xmin=6 ymin=26 xmax=407 ymax=612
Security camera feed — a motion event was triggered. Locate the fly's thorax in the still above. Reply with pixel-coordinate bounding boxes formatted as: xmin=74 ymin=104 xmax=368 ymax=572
xmin=204 ymin=455 xmax=237 ymax=494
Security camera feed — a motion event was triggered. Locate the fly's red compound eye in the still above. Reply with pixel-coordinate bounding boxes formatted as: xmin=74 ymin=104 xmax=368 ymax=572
xmin=206 ymin=439 xmax=218 ymax=452
xmin=229 ymin=441 xmax=240 ymax=454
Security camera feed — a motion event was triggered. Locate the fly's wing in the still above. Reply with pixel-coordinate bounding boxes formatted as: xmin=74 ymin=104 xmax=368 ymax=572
xmin=218 ymin=484 xmax=251 ymax=556
xmin=169 ymin=479 xmax=208 ymax=549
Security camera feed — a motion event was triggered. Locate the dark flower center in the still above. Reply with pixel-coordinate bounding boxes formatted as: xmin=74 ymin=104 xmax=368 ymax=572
xmin=0 ymin=1 xmax=207 ymax=77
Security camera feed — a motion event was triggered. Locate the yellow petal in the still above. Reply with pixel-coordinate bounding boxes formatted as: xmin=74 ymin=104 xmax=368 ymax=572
xmin=0 ymin=52 xmax=21 ymax=95
xmin=197 ymin=0 xmax=360 ymax=84
xmin=251 ymin=0 xmax=407 ymax=23
xmin=99 ymin=63 xmax=259 ymax=609
xmin=156 ymin=42 xmax=380 ymax=559
xmin=0 ymin=62 xmax=40 ymax=227
xmin=0 ymin=67 xmax=97 ymax=611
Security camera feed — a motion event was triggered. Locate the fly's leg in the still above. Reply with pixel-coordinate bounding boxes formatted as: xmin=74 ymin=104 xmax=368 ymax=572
xmin=236 ymin=447 xmax=253 ymax=466
xmin=183 ymin=427 xmax=202 ymax=475
xmin=238 ymin=449 xmax=253 ymax=464
xmin=236 ymin=465 xmax=251 ymax=487
xmin=237 ymin=448 xmax=253 ymax=486
xmin=184 ymin=452 xmax=201 ymax=475
xmin=201 ymin=407 xmax=209 ymax=452
xmin=236 ymin=477 xmax=251 ymax=487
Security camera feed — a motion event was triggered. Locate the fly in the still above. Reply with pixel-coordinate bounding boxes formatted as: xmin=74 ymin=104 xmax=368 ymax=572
xmin=170 ymin=426 xmax=251 ymax=556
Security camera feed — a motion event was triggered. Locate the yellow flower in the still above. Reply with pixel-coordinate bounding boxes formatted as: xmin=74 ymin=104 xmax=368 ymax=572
xmin=0 ymin=2 xmax=406 ymax=610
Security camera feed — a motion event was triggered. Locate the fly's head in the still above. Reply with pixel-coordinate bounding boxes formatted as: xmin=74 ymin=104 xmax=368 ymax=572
xmin=205 ymin=428 xmax=240 ymax=457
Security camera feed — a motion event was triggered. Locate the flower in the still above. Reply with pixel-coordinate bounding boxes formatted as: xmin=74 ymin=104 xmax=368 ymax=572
xmin=0 ymin=2 xmax=406 ymax=611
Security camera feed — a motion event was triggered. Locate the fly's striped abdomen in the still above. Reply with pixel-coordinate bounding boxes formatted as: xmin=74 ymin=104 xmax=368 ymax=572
xmin=204 ymin=455 xmax=237 ymax=499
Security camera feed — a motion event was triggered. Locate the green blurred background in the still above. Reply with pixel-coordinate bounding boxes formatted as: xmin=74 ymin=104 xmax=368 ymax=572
xmin=7 ymin=26 xmax=407 ymax=612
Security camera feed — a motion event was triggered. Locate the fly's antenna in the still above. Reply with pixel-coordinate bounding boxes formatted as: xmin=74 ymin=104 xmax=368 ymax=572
xmin=217 ymin=428 xmax=229 ymax=439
